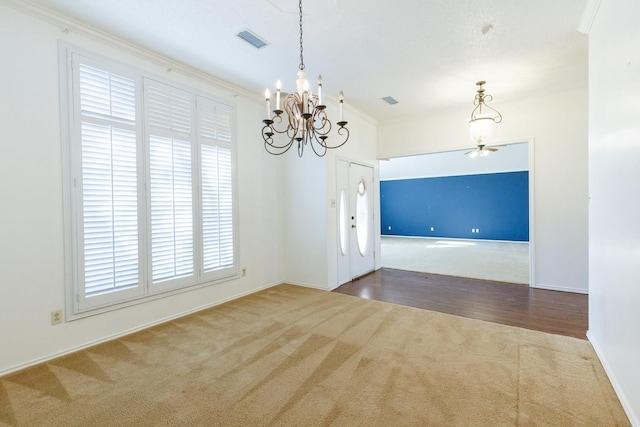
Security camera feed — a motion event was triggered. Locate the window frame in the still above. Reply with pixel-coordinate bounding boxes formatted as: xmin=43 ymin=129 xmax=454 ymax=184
xmin=60 ymin=43 xmax=239 ymax=320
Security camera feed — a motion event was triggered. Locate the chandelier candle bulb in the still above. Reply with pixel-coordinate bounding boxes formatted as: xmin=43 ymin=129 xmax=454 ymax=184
xmin=318 ymin=75 xmax=323 ymax=105
xmin=339 ymin=91 xmax=344 ymax=121
xmin=275 ymin=80 xmax=281 ymax=110
xmin=265 ymin=88 xmax=271 ymax=117
xmin=303 ymin=80 xmax=310 ymax=115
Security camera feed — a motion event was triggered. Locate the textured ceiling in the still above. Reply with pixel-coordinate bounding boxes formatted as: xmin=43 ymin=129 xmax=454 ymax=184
xmin=28 ymin=0 xmax=589 ymax=122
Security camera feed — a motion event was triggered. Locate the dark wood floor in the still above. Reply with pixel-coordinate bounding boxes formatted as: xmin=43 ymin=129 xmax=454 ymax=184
xmin=333 ymin=268 xmax=588 ymax=339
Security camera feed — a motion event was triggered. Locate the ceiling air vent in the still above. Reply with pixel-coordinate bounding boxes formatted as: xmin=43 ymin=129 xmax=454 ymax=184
xmin=382 ymin=96 xmax=398 ymax=105
xmin=237 ymin=29 xmax=270 ymax=49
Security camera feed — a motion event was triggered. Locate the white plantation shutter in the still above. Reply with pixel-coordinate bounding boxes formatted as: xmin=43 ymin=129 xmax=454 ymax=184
xmin=74 ymin=57 xmax=143 ymax=308
xmin=198 ymin=98 xmax=235 ymax=277
xmin=144 ymin=80 xmax=196 ymax=288
xmin=81 ymin=123 xmax=139 ymax=295
xmin=149 ymin=136 xmax=194 ymax=283
xmin=201 ymin=145 xmax=233 ymax=271
xmin=79 ymin=64 xmax=136 ymax=122
xmin=65 ymin=48 xmax=236 ymax=316
xmin=199 ymin=99 xmax=232 ymax=142
xmin=146 ymin=83 xmax=192 ymax=134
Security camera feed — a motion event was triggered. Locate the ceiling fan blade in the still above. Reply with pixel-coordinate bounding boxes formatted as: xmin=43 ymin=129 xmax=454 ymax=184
xmin=464 ymin=150 xmax=475 ymax=155
xmin=485 ymin=147 xmax=498 ymax=152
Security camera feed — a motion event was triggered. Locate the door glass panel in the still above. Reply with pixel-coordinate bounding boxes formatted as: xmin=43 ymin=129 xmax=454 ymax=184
xmin=339 ymin=189 xmax=347 ymax=256
xmin=355 ymin=179 xmax=369 ymax=256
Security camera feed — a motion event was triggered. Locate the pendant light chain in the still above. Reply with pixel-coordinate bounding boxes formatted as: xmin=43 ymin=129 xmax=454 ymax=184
xmin=298 ymin=0 xmax=305 ymax=70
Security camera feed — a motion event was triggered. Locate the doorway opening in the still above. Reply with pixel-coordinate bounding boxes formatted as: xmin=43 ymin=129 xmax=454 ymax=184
xmin=379 ymin=140 xmax=534 ymax=285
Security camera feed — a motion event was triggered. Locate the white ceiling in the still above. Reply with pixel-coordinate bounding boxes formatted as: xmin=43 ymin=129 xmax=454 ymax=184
xmin=29 ymin=0 xmax=589 ymax=122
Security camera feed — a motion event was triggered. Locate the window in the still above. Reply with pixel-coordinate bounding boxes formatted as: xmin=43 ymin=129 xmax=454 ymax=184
xmin=63 ymin=49 xmax=237 ymax=315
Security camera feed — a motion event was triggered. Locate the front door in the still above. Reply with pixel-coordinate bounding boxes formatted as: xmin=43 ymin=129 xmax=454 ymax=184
xmin=337 ymin=160 xmax=375 ymax=283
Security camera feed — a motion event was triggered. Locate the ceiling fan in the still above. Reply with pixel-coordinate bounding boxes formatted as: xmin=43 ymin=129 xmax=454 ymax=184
xmin=465 ymin=144 xmax=499 ymax=158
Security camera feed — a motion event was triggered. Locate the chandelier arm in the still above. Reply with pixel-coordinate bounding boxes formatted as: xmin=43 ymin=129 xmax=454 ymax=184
xmin=264 ymin=140 xmax=294 ymax=155
xmin=283 ymin=93 xmax=302 ymax=130
xmin=264 ymin=118 xmax=296 ymax=144
xmin=312 ymin=108 xmax=331 ymax=136
xmin=310 ymin=140 xmax=328 ymax=157
xmin=332 ymin=125 xmax=350 ymax=149
xmin=307 ymin=130 xmax=329 ymax=157
xmin=314 ymin=107 xmax=349 ymax=149
xmin=263 ymin=131 xmax=295 ymax=149
xmin=265 ymin=138 xmax=295 ymax=154
xmin=262 ymin=123 xmax=296 ymax=155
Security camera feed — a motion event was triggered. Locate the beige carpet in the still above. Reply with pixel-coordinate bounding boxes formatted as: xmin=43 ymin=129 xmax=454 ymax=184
xmin=0 ymin=285 xmax=628 ymax=426
xmin=382 ymin=236 xmax=530 ymax=284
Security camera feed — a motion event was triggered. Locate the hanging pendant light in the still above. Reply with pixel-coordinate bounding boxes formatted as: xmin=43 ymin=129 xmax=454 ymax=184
xmin=261 ymin=0 xmax=349 ymax=157
xmin=468 ymin=80 xmax=502 ymax=146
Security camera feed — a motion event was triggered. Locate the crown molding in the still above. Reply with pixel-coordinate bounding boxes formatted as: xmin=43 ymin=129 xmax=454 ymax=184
xmin=0 ymin=0 xmax=259 ymax=100
xmin=578 ymin=0 xmax=602 ymax=34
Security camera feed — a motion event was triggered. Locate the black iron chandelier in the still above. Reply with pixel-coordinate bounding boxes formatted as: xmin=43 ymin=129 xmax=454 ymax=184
xmin=261 ymin=0 xmax=349 ymax=157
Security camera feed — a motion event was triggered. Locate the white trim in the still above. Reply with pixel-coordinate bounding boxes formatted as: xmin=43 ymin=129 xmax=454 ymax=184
xmin=58 ymin=42 xmax=78 ymax=329
xmin=0 ymin=281 xmax=280 ymax=377
xmin=381 ymin=235 xmax=529 ymax=245
xmin=284 ymin=280 xmax=332 ymax=291
xmin=587 ymin=331 xmax=639 ymax=426
xmin=532 ymin=283 xmax=588 ymax=295
xmin=578 ymin=0 xmax=602 ymax=34
xmin=528 ymin=137 xmax=536 ymax=288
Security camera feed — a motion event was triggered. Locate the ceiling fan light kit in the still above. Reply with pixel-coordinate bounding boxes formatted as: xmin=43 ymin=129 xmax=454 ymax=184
xmin=261 ymin=0 xmax=349 ymax=157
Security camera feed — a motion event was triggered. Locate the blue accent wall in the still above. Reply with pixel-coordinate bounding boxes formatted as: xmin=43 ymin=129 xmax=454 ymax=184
xmin=380 ymin=171 xmax=529 ymax=241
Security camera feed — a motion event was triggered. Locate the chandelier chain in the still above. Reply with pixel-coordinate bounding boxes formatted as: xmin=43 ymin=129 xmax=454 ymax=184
xmin=298 ymin=0 xmax=305 ymax=70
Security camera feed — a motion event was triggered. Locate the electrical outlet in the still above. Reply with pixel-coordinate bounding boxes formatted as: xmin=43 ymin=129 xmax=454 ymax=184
xmin=241 ymin=267 xmax=247 ymax=277
xmin=51 ymin=310 xmax=63 ymax=325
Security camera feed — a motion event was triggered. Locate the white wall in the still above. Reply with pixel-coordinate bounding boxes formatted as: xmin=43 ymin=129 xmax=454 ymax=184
xmin=380 ymin=141 xmax=529 ymax=180
xmin=279 ymin=100 xmax=379 ymax=290
xmin=0 ymin=3 xmax=281 ymax=374
xmin=378 ymin=87 xmax=589 ymax=293
xmin=588 ymin=0 xmax=640 ymax=423
xmin=280 ymin=149 xmax=329 ymax=288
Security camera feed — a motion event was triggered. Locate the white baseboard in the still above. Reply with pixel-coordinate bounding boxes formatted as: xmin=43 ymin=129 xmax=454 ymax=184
xmin=532 ymin=283 xmax=588 ymax=294
xmin=381 ymin=235 xmax=529 ymax=244
xmin=282 ymin=280 xmax=331 ymax=291
xmin=587 ymin=331 xmax=639 ymax=426
xmin=0 ymin=281 xmax=280 ymax=377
